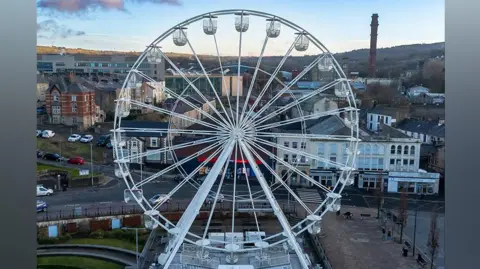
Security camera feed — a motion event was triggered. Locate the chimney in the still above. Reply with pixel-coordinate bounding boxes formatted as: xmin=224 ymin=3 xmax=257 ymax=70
xmin=369 ymin=13 xmax=379 ymax=78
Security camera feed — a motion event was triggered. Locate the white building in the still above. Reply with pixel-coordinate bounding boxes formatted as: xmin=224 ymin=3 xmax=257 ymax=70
xmin=274 ymin=115 xmax=440 ymax=195
xmin=406 ymin=86 xmax=430 ymax=97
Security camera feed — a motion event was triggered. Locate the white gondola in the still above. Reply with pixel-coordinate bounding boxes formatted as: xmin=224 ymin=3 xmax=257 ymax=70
xmin=334 ymin=81 xmax=349 ymax=98
xmin=146 ymin=46 xmax=162 ymax=63
xmin=318 ymin=54 xmax=334 ymax=72
xmin=124 ymin=188 xmax=144 ymax=204
xmin=325 ymin=192 xmax=342 ymax=212
xmin=235 ymin=13 xmax=249 ymax=32
xmin=145 ymin=216 xmax=159 ymax=230
xmin=203 ymin=15 xmax=218 ymax=35
xmin=173 ymin=28 xmax=188 ymax=46
xmin=295 ymin=33 xmax=309 ymax=51
xmin=266 ymin=18 xmax=280 ymax=38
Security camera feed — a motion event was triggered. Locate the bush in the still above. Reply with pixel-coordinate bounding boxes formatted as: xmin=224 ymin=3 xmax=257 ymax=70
xmin=89 ymin=229 xmax=105 ymax=239
xmin=58 ymin=233 xmax=72 ymax=242
xmin=77 ymin=220 xmax=90 ymax=234
xmin=38 ymin=236 xmax=59 ymax=245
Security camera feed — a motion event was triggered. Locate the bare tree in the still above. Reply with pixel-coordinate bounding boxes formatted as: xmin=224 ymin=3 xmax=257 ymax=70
xmin=422 ymin=59 xmax=445 ymax=93
xmin=375 ymin=186 xmax=384 ymax=219
xmin=427 ymin=206 xmax=440 ymax=269
xmin=397 ymin=191 xmax=409 ymax=243
xmin=362 ymin=82 xmax=400 ymax=105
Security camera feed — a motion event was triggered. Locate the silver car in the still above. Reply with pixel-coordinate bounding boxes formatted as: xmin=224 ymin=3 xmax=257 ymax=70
xmin=148 ymin=194 xmax=171 ymax=205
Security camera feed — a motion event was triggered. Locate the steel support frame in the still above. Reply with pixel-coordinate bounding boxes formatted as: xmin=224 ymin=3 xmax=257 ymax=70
xmin=159 ymin=139 xmax=236 ymax=268
xmin=238 ymin=140 xmax=311 ymax=269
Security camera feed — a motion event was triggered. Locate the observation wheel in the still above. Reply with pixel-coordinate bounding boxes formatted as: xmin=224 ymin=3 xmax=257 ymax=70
xmin=113 ymin=9 xmax=359 ymax=269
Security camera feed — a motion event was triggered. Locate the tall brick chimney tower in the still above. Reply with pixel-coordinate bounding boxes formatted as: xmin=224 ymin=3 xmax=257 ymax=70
xmin=368 ymin=13 xmax=379 ymax=78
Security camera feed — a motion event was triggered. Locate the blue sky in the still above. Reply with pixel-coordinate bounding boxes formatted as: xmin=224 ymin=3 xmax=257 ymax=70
xmin=37 ymin=0 xmax=444 ymax=55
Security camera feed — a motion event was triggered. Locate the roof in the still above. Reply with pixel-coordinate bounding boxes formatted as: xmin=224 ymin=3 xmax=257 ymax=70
xmin=408 ymin=86 xmax=430 ymax=92
xmin=274 ymin=115 xmax=353 ymax=136
xmin=360 ymin=124 xmax=410 ymax=139
xmin=37 ymin=74 xmax=49 ymax=84
xmin=48 ymin=75 xmax=94 ymax=94
xmin=395 ymin=119 xmax=445 ymax=138
xmin=121 ymin=120 xmax=169 ymax=137
xmin=350 ymin=81 xmax=366 ymax=90
xmin=164 ymin=94 xmax=215 ymax=114
xmin=366 ymin=105 xmax=401 ymax=118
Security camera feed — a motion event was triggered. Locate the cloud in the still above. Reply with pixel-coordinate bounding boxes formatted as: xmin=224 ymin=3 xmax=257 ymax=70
xmin=37 ymin=19 xmax=86 ymax=39
xmin=37 ymin=0 xmax=181 ymax=16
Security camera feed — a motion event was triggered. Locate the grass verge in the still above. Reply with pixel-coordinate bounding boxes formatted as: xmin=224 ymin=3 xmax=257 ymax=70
xmin=37 ymin=257 xmax=123 ymax=269
xmin=37 ymin=138 xmax=108 ymax=163
xmin=67 ymin=238 xmax=142 ymax=252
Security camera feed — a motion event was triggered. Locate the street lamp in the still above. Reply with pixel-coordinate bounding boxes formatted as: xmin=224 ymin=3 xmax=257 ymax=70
xmin=412 ymin=194 xmax=425 ymax=257
xmin=90 ymin=142 xmax=94 ymax=187
xmin=122 ymin=227 xmax=140 ymax=269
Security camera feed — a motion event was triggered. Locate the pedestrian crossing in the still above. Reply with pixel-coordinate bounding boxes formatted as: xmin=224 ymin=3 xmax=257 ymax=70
xmin=296 ymin=188 xmax=323 ymax=204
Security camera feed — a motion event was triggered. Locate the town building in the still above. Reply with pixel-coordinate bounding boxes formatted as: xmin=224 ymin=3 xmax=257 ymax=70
xmin=164 ymin=74 xmax=243 ymax=97
xmin=45 ymin=75 xmax=96 ymax=130
xmin=37 ymin=74 xmax=49 ymax=104
xmin=395 ymin=118 xmax=445 ymax=145
xmin=364 ymin=105 xmax=409 ymax=132
xmin=37 ymin=53 xmax=165 ymax=80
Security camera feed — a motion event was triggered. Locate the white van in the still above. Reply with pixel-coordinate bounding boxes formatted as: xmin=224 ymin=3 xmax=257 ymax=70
xmin=42 ymin=130 xmax=55 ymax=138
xmin=37 ymin=186 xmax=53 ymax=196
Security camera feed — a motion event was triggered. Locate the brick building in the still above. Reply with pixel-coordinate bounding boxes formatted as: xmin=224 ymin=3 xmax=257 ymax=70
xmin=45 ymin=74 xmax=96 ymax=130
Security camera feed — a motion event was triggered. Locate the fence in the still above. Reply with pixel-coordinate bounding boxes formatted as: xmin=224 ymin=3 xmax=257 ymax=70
xmin=308 ymin=232 xmax=333 ymax=269
xmin=37 ymin=201 xmax=297 ymax=222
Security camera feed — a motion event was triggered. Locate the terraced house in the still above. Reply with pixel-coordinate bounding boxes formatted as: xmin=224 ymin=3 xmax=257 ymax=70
xmin=45 ymin=75 xmax=97 ymax=130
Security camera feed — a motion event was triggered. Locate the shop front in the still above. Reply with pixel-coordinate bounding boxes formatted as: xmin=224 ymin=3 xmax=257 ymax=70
xmin=387 ymin=171 xmax=440 ymax=195
xmin=357 ymin=171 xmax=388 ymax=192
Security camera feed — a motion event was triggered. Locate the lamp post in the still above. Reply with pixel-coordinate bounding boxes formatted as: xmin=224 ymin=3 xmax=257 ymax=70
xmin=90 ymin=142 xmax=94 ymax=187
xmin=412 ymin=193 xmax=425 ymax=257
xmin=122 ymin=227 xmax=140 ymax=269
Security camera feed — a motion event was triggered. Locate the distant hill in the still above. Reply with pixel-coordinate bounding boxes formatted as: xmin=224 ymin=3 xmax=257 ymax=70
xmin=37 ymin=42 xmax=444 ymax=77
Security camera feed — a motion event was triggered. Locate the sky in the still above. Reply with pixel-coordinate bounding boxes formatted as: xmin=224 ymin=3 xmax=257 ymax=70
xmin=36 ymin=0 xmax=445 ymax=56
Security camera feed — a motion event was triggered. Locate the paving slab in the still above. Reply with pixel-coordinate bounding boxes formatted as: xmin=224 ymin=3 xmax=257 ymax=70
xmin=319 ymin=206 xmax=419 ymax=269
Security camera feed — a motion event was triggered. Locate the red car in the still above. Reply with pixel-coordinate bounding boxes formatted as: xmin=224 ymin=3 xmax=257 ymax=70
xmin=68 ymin=156 xmax=85 ymax=165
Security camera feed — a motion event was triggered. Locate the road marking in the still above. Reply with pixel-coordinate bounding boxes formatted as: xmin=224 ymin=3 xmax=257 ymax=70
xmin=99 ymin=201 xmax=113 ymax=204
xmin=64 ymin=204 xmax=80 ymax=207
xmin=362 ymin=196 xmax=371 ymax=208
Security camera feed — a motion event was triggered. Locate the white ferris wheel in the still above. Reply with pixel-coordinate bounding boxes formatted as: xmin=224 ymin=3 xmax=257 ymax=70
xmin=113 ymin=9 xmax=359 ymax=269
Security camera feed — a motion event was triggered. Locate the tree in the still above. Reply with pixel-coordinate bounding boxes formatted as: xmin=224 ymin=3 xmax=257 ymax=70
xmin=397 ymin=191 xmax=409 ymax=243
xmin=427 ymin=206 xmax=440 ymax=269
xmin=422 ymin=59 xmax=445 ymax=93
xmin=375 ymin=187 xmax=384 ymax=219
xmin=362 ymin=82 xmax=400 ymax=105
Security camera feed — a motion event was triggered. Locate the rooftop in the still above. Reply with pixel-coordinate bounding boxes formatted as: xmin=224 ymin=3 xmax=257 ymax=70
xmin=48 ymin=75 xmax=94 ymax=94
xmin=395 ymin=118 xmax=445 ymax=138
xmin=121 ymin=120 xmax=169 ymax=137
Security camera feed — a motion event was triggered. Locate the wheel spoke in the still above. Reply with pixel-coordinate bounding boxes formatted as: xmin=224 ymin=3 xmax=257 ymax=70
xmin=247 ymin=140 xmax=332 ymax=193
xmin=135 ymin=138 xmax=228 ymax=188
xmin=114 ymin=127 xmax=220 ymax=136
xmin=234 ymin=14 xmax=245 ymax=126
xmin=156 ymin=49 xmax=232 ymax=127
xmin=180 ymin=29 xmax=235 ymax=127
xmin=243 ymin=53 xmax=327 ymax=128
xmin=238 ymin=145 xmax=261 ymax=232
xmin=255 ymin=132 xmax=360 ymax=141
xmin=123 ymin=99 xmax=226 ymax=132
xmin=241 ymin=142 xmax=313 ymax=215
xmin=255 ymin=107 xmax=358 ymax=131
xmin=132 ymin=70 xmax=232 ymax=130
xmin=253 ymin=78 xmax=346 ymax=127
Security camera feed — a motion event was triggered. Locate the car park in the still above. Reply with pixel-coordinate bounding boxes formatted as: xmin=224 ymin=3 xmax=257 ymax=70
xmin=68 ymin=134 xmax=82 ymax=142
xmin=43 ymin=153 xmax=61 ymax=161
xmin=36 ymin=130 xmax=42 ymax=137
xmin=37 ymin=186 xmax=53 ymax=196
xmin=68 ymin=156 xmax=85 ymax=165
xmin=148 ymin=194 xmax=171 ymax=205
xmin=41 ymin=130 xmax=55 ymax=138
xmin=80 ymin=135 xmax=94 ymax=143
xmin=36 ymin=200 xmax=48 ymax=212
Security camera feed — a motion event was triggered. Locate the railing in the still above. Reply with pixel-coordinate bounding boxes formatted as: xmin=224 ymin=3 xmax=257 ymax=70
xmin=37 ymin=200 xmax=297 ymax=222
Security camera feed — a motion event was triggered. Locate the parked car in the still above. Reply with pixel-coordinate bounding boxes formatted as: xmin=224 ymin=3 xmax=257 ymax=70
xmin=37 ymin=107 xmax=46 ymax=114
xmin=106 ymin=142 xmax=113 ymax=149
xmin=68 ymin=156 xmax=85 ymax=165
xmin=37 ymin=150 xmax=44 ymax=158
xmin=80 ymin=135 xmax=94 ymax=143
xmin=37 ymin=186 xmax=53 ymax=196
xmin=68 ymin=134 xmax=82 ymax=142
xmin=43 ymin=153 xmax=61 ymax=161
xmin=41 ymin=130 xmax=55 ymax=138
xmin=36 ymin=130 xmax=42 ymax=137
xmin=36 ymin=200 xmax=48 ymax=212
xmin=148 ymin=194 xmax=171 ymax=205
xmin=96 ymin=134 xmax=111 ymax=147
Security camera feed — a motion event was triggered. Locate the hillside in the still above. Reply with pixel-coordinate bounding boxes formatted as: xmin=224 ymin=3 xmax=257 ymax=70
xmin=37 ymin=42 xmax=444 ymax=77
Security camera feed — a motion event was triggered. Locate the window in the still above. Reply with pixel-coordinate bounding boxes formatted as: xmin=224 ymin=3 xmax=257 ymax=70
xmin=378 ymin=158 xmax=384 ymax=169
xmin=85 ymin=95 xmax=87 ymax=102
xmin=372 ymin=144 xmax=379 ymax=155
xmin=131 ymin=140 xmax=138 ymax=148
xmin=301 ymin=142 xmax=307 ymax=149
xmin=410 ymin=146 xmax=416 ymax=155
xmin=396 ymin=145 xmax=401 ymax=155
xmin=409 ymin=159 xmax=414 ymax=165
xmin=52 ymin=115 xmax=60 ymax=123
xmin=396 ymin=159 xmax=401 ymax=165
xmin=378 ymin=145 xmax=385 ymax=154
xmin=403 ymin=159 xmax=408 ymax=165
xmin=300 ymin=156 xmax=306 ymax=163
xmin=385 ymin=117 xmax=389 ymax=124
xmin=292 ymin=154 xmax=297 ymax=163
xmin=283 ymin=154 xmax=289 ymax=162
xmin=284 ymin=141 xmax=290 ymax=147
xmin=390 ymin=145 xmax=396 ymax=154
xmin=364 ymin=144 xmax=371 ymax=155
xmin=52 ymin=106 xmax=61 ymax=114
xmin=404 ymin=146 xmax=409 ymax=155
xmin=318 ymin=143 xmax=325 ymax=155
xmin=53 ymin=94 xmax=59 ymax=101
xmin=369 ymin=114 xmax=373 ymax=121
xmin=72 ymin=103 xmax=77 ymax=113
xmin=330 ymin=143 xmax=337 ymax=156
xmin=329 ymin=156 xmax=337 ymax=167
xmin=71 ymin=95 xmax=77 ymax=102
xmin=390 ymin=159 xmax=395 ymax=165
xmin=151 ymin=138 xmax=158 ymax=147
xmin=292 ymin=142 xmax=298 ymax=149
xmin=72 ymin=117 xmax=77 ymax=124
